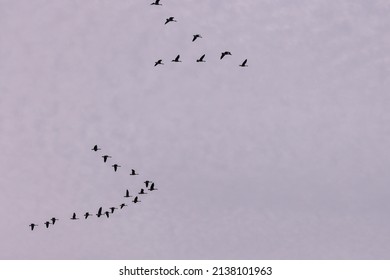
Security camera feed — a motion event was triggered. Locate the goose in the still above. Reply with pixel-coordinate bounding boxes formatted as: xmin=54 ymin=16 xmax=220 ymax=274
xmin=196 ymin=54 xmax=206 ymax=62
xmin=92 ymin=145 xmax=101 ymax=152
xmin=119 ymin=203 xmax=128 ymax=209
xmin=44 ymin=221 xmax=51 ymax=228
xmin=139 ymin=188 xmax=147 ymax=195
xmin=109 ymin=207 xmax=118 ymax=214
xmin=112 ymin=164 xmax=121 ymax=172
xmin=50 ymin=217 xmax=59 ymax=225
xmin=172 ymin=55 xmax=182 ymax=62
xmin=192 ymin=34 xmax=202 ymax=42
xmin=150 ymin=0 xmax=162 ymax=5
xmin=239 ymin=59 xmax=248 ymax=67
xmin=154 ymin=59 xmax=164 ymax=67
xmin=220 ymin=51 xmax=232 ymax=60
xmin=129 ymin=169 xmax=139 ymax=176
xmin=29 ymin=223 xmax=38 ymax=231
xmin=133 ymin=196 xmax=141 ymax=203
xmin=96 ymin=207 xmax=103 ymax=218
xmin=165 ymin=17 xmax=177 ymax=24
xmin=84 ymin=212 xmax=92 ymax=219
xmin=70 ymin=213 xmax=79 ymax=220
xmin=104 ymin=211 xmax=110 ymax=218
xmin=124 ymin=189 xmax=132 ymax=198
xmin=144 ymin=181 xmax=152 ymax=188
xmin=149 ymin=182 xmax=158 ymax=191
xmin=102 ymin=155 xmax=112 ymax=163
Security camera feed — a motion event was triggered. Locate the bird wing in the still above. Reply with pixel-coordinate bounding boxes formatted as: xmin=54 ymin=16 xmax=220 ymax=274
xmin=243 ymin=59 xmax=247 ymax=65
xmin=126 ymin=189 xmax=129 ymax=196
xmin=98 ymin=207 xmax=102 ymax=215
xmin=201 ymin=54 xmax=205 ymax=60
xmin=221 ymin=53 xmax=225 ymax=59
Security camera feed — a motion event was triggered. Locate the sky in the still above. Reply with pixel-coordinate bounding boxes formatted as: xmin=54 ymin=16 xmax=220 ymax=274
xmin=0 ymin=0 xmax=389 ymax=259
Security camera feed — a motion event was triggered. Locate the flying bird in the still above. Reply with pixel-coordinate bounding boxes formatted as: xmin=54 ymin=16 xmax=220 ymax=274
xmin=109 ymin=207 xmax=118 ymax=214
xmin=96 ymin=207 xmax=103 ymax=218
xmin=129 ymin=169 xmax=139 ymax=176
xmin=124 ymin=189 xmax=132 ymax=198
xmin=50 ymin=217 xmax=59 ymax=225
xmin=144 ymin=181 xmax=152 ymax=188
xmin=165 ymin=17 xmax=177 ymax=24
xmin=133 ymin=196 xmax=141 ymax=203
xmin=119 ymin=203 xmax=128 ymax=209
xmin=150 ymin=0 xmax=162 ymax=5
xmin=192 ymin=34 xmax=202 ymax=42
xmin=29 ymin=223 xmax=38 ymax=231
xmin=196 ymin=54 xmax=206 ymax=62
xmin=104 ymin=211 xmax=110 ymax=218
xmin=149 ymin=182 xmax=158 ymax=191
xmin=92 ymin=145 xmax=101 ymax=152
xmin=70 ymin=213 xmax=79 ymax=220
xmin=220 ymin=51 xmax=232 ymax=60
xmin=112 ymin=164 xmax=121 ymax=172
xmin=154 ymin=59 xmax=164 ymax=67
xmin=84 ymin=212 xmax=92 ymax=219
xmin=44 ymin=221 xmax=51 ymax=228
xmin=139 ymin=188 xmax=147 ymax=195
xmin=102 ymin=155 xmax=112 ymax=163
xmin=172 ymin=55 xmax=182 ymax=62
xmin=239 ymin=59 xmax=248 ymax=67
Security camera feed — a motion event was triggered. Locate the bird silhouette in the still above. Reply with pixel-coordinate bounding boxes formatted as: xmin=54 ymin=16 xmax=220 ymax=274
xmin=50 ymin=217 xmax=59 ymax=225
xmin=172 ymin=55 xmax=182 ymax=62
xmin=220 ymin=51 xmax=232 ymax=60
xmin=144 ymin=181 xmax=152 ymax=188
xmin=119 ymin=203 xmax=128 ymax=209
xmin=239 ymin=59 xmax=248 ymax=67
xmin=192 ymin=34 xmax=202 ymax=42
xmin=197 ymin=54 xmax=206 ymax=62
xmin=104 ymin=211 xmax=110 ymax=218
xmin=70 ymin=213 xmax=79 ymax=220
xmin=112 ymin=164 xmax=121 ymax=172
xmin=149 ymin=182 xmax=158 ymax=191
xmin=84 ymin=212 xmax=92 ymax=219
xmin=29 ymin=223 xmax=38 ymax=231
xmin=124 ymin=189 xmax=132 ymax=198
xmin=44 ymin=221 xmax=51 ymax=228
xmin=139 ymin=188 xmax=147 ymax=195
xmin=96 ymin=207 xmax=103 ymax=218
xmin=129 ymin=169 xmax=139 ymax=176
xmin=109 ymin=207 xmax=118 ymax=214
xmin=133 ymin=196 xmax=141 ymax=203
xmin=154 ymin=59 xmax=164 ymax=67
xmin=102 ymin=155 xmax=112 ymax=163
xmin=92 ymin=145 xmax=101 ymax=152
xmin=165 ymin=17 xmax=177 ymax=24
xmin=150 ymin=0 xmax=162 ymax=5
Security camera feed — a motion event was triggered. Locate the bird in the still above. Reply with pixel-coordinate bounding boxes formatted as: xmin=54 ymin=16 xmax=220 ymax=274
xmin=154 ymin=59 xmax=164 ymax=67
xmin=96 ymin=207 xmax=103 ymax=218
xmin=70 ymin=213 xmax=79 ymax=220
xmin=84 ymin=212 xmax=92 ymax=219
xmin=112 ymin=164 xmax=121 ymax=172
xmin=109 ymin=207 xmax=118 ymax=214
xmin=119 ymin=203 xmax=127 ymax=209
xmin=50 ymin=217 xmax=59 ymax=225
xmin=239 ymin=59 xmax=248 ymax=67
xmin=29 ymin=223 xmax=38 ymax=231
xmin=104 ymin=211 xmax=110 ymax=218
xmin=150 ymin=0 xmax=162 ymax=5
xmin=220 ymin=51 xmax=232 ymax=60
xmin=165 ymin=17 xmax=177 ymax=24
xmin=196 ymin=54 xmax=206 ymax=62
xmin=133 ymin=196 xmax=141 ymax=203
xmin=192 ymin=34 xmax=202 ymax=42
xmin=149 ymin=182 xmax=158 ymax=191
xmin=139 ymin=188 xmax=147 ymax=195
xmin=172 ymin=55 xmax=182 ymax=62
xmin=92 ymin=145 xmax=101 ymax=152
xmin=129 ymin=169 xmax=139 ymax=176
xmin=44 ymin=221 xmax=51 ymax=228
xmin=144 ymin=181 xmax=152 ymax=188
xmin=102 ymin=155 xmax=112 ymax=163
xmin=124 ymin=189 xmax=132 ymax=198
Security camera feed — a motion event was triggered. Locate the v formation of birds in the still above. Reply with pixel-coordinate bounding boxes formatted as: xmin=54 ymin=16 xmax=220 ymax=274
xmin=29 ymin=144 xmax=157 ymax=231
xmin=151 ymin=0 xmax=248 ymax=67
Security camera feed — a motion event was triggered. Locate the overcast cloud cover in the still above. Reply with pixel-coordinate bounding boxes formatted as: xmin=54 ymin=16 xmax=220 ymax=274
xmin=0 ymin=0 xmax=389 ymax=259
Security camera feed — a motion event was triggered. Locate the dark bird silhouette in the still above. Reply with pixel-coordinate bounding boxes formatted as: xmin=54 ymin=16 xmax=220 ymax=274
xmin=44 ymin=221 xmax=50 ymax=228
xmin=149 ymin=182 xmax=158 ymax=191
xmin=154 ymin=59 xmax=164 ymax=67
xmin=133 ymin=196 xmax=141 ymax=203
xmin=112 ymin=164 xmax=121 ymax=172
xmin=172 ymin=55 xmax=182 ymax=62
xmin=29 ymin=223 xmax=38 ymax=231
xmin=139 ymin=188 xmax=147 ymax=195
xmin=239 ymin=59 xmax=248 ymax=67
xmin=50 ymin=217 xmax=59 ymax=225
xmin=104 ymin=211 xmax=110 ymax=218
xmin=102 ymin=155 xmax=112 ymax=163
xmin=150 ymin=0 xmax=162 ymax=5
xmin=92 ymin=145 xmax=101 ymax=152
xmin=84 ymin=212 xmax=92 ymax=219
xmin=220 ymin=51 xmax=232 ymax=60
xmin=96 ymin=207 xmax=103 ymax=218
xmin=124 ymin=189 xmax=132 ymax=198
xmin=129 ymin=169 xmax=139 ymax=176
xmin=109 ymin=207 xmax=118 ymax=214
xmin=70 ymin=213 xmax=79 ymax=220
xmin=144 ymin=181 xmax=152 ymax=188
xmin=120 ymin=203 xmax=127 ymax=209
xmin=197 ymin=54 xmax=206 ymax=62
xmin=192 ymin=34 xmax=202 ymax=42
xmin=165 ymin=17 xmax=177 ymax=24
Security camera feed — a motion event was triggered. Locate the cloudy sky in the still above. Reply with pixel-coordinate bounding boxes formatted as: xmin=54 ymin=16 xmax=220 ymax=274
xmin=0 ymin=0 xmax=389 ymax=259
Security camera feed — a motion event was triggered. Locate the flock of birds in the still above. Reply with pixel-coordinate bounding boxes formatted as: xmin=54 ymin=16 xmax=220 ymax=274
xmin=151 ymin=0 xmax=248 ymax=67
xmin=28 ymin=145 xmax=157 ymax=231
